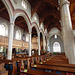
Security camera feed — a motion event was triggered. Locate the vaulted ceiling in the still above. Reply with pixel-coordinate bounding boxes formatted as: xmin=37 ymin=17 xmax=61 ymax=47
xmin=15 ymin=16 xmax=28 ymax=32
xmin=28 ymin=0 xmax=61 ymax=32
xmin=69 ymin=0 xmax=75 ymax=30
xmin=0 ymin=0 xmax=10 ymax=21
xmin=0 ymin=0 xmax=28 ymax=32
xmin=0 ymin=0 xmax=75 ymax=34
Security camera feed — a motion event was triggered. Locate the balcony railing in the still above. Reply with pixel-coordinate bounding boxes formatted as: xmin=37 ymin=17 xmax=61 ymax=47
xmin=0 ymin=35 xmax=38 ymax=50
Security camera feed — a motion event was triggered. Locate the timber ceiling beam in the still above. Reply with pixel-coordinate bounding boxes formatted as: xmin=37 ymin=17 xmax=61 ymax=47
xmin=69 ymin=0 xmax=75 ymax=3
xmin=40 ymin=12 xmax=60 ymax=25
xmin=44 ymin=0 xmax=58 ymax=7
xmin=44 ymin=17 xmax=59 ymax=25
xmin=44 ymin=20 xmax=60 ymax=30
xmin=39 ymin=9 xmax=60 ymax=25
xmin=31 ymin=0 xmax=58 ymax=17
xmin=72 ymin=16 xmax=75 ymax=21
xmin=31 ymin=0 xmax=42 ymax=17
xmin=0 ymin=7 xmax=6 ymax=12
xmin=15 ymin=20 xmax=25 ymax=24
xmin=44 ymin=18 xmax=59 ymax=28
xmin=70 ymin=2 xmax=75 ymax=14
xmin=47 ymin=25 xmax=61 ymax=33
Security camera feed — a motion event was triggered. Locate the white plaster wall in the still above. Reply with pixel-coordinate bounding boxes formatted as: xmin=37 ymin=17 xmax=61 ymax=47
xmin=11 ymin=0 xmax=40 ymax=27
xmin=40 ymin=23 xmax=44 ymax=31
xmin=11 ymin=0 xmax=31 ymax=19
xmin=25 ymin=31 xmax=29 ymax=42
xmin=48 ymin=27 xmax=64 ymax=53
xmin=14 ymin=25 xmax=24 ymax=40
xmin=31 ymin=13 xmax=39 ymax=26
xmin=0 ymin=17 xmax=28 ymax=41
xmin=0 ymin=17 xmax=9 ymax=36
xmin=3 ymin=0 xmax=45 ymax=37
xmin=49 ymin=28 xmax=62 ymax=39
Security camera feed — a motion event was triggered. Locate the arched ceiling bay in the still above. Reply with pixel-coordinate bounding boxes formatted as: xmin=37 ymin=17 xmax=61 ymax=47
xmin=28 ymin=0 xmax=61 ymax=32
xmin=0 ymin=0 xmax=10 ymax=21
xmin=69 ymin=0 xmax=75 ymax=30
xmin=15 ymin=16 xmax=28 ymax=32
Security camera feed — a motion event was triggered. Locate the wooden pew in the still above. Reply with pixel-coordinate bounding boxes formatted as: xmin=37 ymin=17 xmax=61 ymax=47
xmin=0 ymin=59 xmax=17 ymax=75
xmin=40 ymin=61 xmax=75 ymax=68
xmin=31 ymin=64 xmax=75 ymax=75
xmin=0 ymin=63 xmax=8 ymax=75
xmin=20 ymin=68 xmax=62 ymax=75
xmin=30 ymin=55 xmax=75 ymax=75
xmin=41 ymin=55 xmax=68 ymax=64
xmin=35 ymin=55 xmax=75 ymax=75
xmin=0 ymin=71 xmax=8 ymax=75
xmin=0 ymin=53 xmax=52 ymax=75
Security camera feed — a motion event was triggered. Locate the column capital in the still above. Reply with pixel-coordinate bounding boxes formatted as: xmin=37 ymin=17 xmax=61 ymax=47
xmin=10 ymin=23 xmax=15 ymax=26
xmin=60 ymin=1 xmax=70 ymax=8
xmin=29 ymin=32 xmax=32 ymax=34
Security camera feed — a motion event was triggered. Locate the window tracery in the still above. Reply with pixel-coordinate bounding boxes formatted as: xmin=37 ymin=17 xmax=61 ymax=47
xmin=53 ymin=42 xmax=61 ymax=52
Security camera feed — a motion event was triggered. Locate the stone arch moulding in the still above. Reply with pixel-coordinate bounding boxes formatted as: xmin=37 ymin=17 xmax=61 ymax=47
xmin=49 ymin=34 xmax=62 ymax=40
xmin=31 ymin=22 xmax=40 ymax=36
xmin=1 ymin=0 xmax=13 ymax=23
xmin=13 ymin=10 xmax=32 ymax=33
xmin=52 ymin=40 xmax=63 ymax=53
xmin=40 ymin=29 xmax=45 ymax=37
xmin=49 ymin=27 xmax=62 ymax=40
xmin=40 ymin=29 xmax=45 ymax=44
xmin=49 ymin=35 xmax=64 ymax=53
xmin=44 ymin=32 xmax=49 ymax=39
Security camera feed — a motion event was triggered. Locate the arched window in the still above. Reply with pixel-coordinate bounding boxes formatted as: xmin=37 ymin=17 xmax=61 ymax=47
xmin=54 ymin=35 xmax=57 ymax=39
xmin=26 ymin=34 xmax=29 ymax=42
xmin=0 ymin=24 xmax=6 ymax=36
xmin=53 ymin=42 xmax=61 ymax=52
xmin=0 ymin=46 xmax=3 ymax=52
xmin=15 ymin=30 xmax=21 ymax=40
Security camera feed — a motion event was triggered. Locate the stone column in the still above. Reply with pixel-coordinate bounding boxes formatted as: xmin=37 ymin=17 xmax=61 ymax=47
xmin=43 ymin=35 xmax=45 ymax=50
xmin=47 ymin=38 xmax=50 ymax=52
xmin=60 ymin=0 xmax=75 ymax=64
xmin=46 ymin=37 xmax=47 ymax=51
xmin=29 ymin=33 xmax=31 ymax=56
xmin=38 ymin=33 xmax=40 ymax=55
xmin=7 ymin=23 xmax=14 ymax=60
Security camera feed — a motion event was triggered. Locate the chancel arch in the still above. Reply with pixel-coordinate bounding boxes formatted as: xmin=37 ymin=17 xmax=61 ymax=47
xmin=49 ymin=35 xmax=64 ymax=53
xmin=49 ymin=27 xmax=62 ymax=40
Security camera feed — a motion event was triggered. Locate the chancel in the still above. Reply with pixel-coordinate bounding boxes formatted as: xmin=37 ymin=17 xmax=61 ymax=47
xmin=0 ymin=0 xmax=75 ymax=75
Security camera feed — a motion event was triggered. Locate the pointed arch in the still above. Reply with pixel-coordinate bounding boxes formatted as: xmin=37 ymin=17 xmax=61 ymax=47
xmin=13 ymin=10 xmax=31 ymax=33
xmin=2 ymin=0 xmax=13 ymax=22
